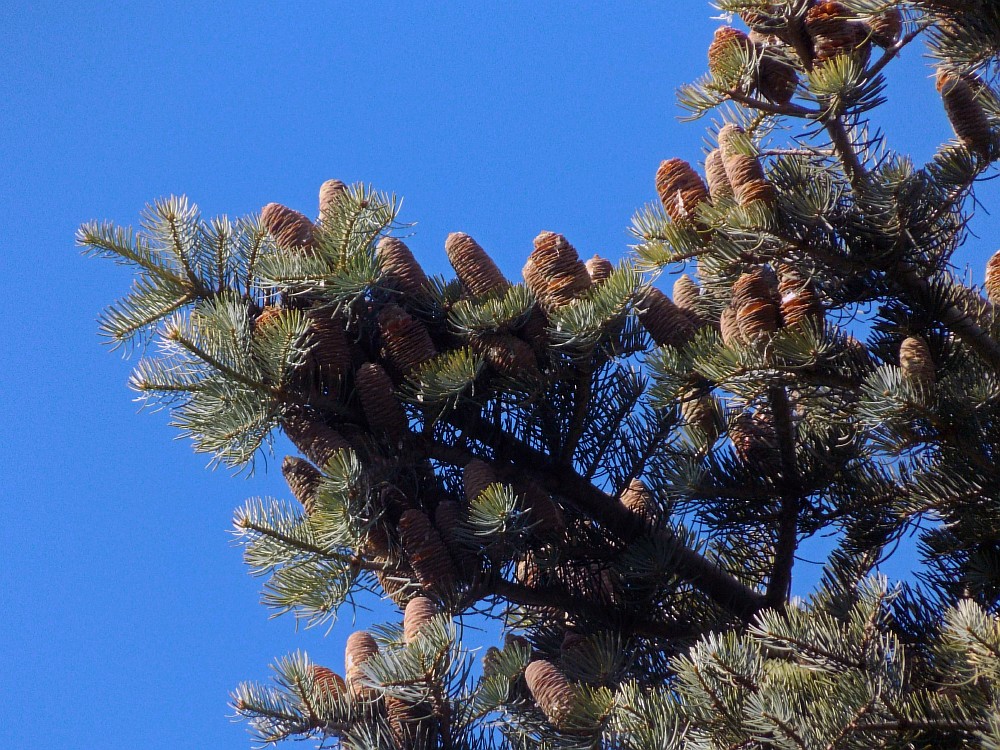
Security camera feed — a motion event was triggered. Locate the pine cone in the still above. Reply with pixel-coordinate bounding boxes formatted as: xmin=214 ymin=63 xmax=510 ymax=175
xmin=260 ymin=202 xmax=314 ymax=250
xmin=620 ymin=478 xmax=655 ymax=521
xmin=344 ymin=630 xmax=380 ymax=700
xmin=757 ymin=55 xmax=798 ymax=105
xmin=805 ymin=2 xmax=868 ymax=65
xmin=362 ymin=523 xmax=392 ymax=559
xmin=516 ymin=479 xmax=566 ymax=536
xmin=708 ymin=26 xmax=753 ymax=81
xmin=446 ymin=232 xmax=509 ymax=297
xmin=254 ymin=305 xmax=285 ymax=335
xmin=937 ymin=70 xmax=993 ymax=159
xmin=282 ymin=456 xmax=323 ymax=514
xmin=730 ymin=411 xmax=779 ymax=465
xmin=355 ymin=363 xmax=408 ymax=441
xmin=585 ymin=255 xmax=614 ymax=284
xmin=403 ymin=596 xmax=438 ymax=644
xmin=778 ymin=266 xmax=823 ymax=328
xmin=313 ymin=666 xmax=347 ymax=699
xmin=719 ymin=124 xmax=775 ymax=207
xmin=524 ymin=660 xmax=576 ymax=727
xmin=305 ymin=310 xmax=352 ymax=383
xmin=523 ymin=232 xmax=593 ymax=312
xmin=377 ymin=237 xmax=430 ymax=298
xmin=385 ymin=696 xmax=427 ymax=749
xmin=283 ymin=411 xmax=352 ymax=468
xmin=900 ymin=335 xmax=936 ymax=386
xmin=318 ymin=179 xmax=347 ymax=220
xmin=378 ymin=304 xmax=437 ymax=375
xmin=398 ymin=509 xmax=458 ymax=594
xmin=655 ymin=158 xmax=711 ymax=224
xmin=720 ymin=305 xmax=743 ymax=347
xmin=474 ymin=334 xmax=541 ymax=380
xmin=986 ymin=250 xmax=1000 ymax=303
xmin=732 ymin=266 xmax=780 ymax=310
xmin=681 ymin=390 xmax=720 ymax=446
xmin=673 ymin=274 xmax=709 ymax=328
xmin=705 ymin=148 xmax=734 ymax=202
xmin=636 ymin=287 xmax=696 ymax=348
xmin=520 ymin=305 xmax=551 ymax=353
xmin=377 ymin=567 xmax=417 ymax=608
xmin=464 ymin=459 xmax=497 ymax=503
xmin=732 ymin=269 xmax=780 ymax=339
xmin=869 ymin=7 xmax=903 ymax=48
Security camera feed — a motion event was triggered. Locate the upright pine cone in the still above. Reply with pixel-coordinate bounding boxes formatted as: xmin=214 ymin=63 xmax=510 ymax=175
xmin=385 ymin=696 xmax=428 ymax=749
xmin=523 ymin=232 xmax=593 ymax=312
xmin=778 ymin=265 xmax=823 ymax=328
xmin=732 ymin=268 xmax=780 ymax=339
xmin=636 ymin=287 xmax=696 ymax=348
xmin=377 ymin=567 xmax=417 ymax=608
xmin=355 ymin=363 xmax=408 ymax=441
xmin=377 ymin=237 xmax=430 ymax=298
xmin=720 ymin=305 xmax=743 ymax=347
xmin=985 ymin=250 xmax=1000 ymax=303
xmin=344 ymin=630 xmax=380 ymax=700
xmin=446 ymin=232 xmax=509 ymax=297
xmin=757 ymin=54 xmax=798 ymax=105
xmin=283 ymin=411 xmax=352 ymax=468
xmin=398 ymin=509 xmax=458 ymax=594
xmin=900 ymin=335 xmax=936 ymax=386
xmin=869 ymin=7 xmax=903 ymax=48
xmin=403 ymin=596 xmax=438 ymax=644
xmin=474 ymin=334 xmax=541 ymax=381
xmin=620 ymin=478 xmax=655 ymax=522
xmin=282 ymin=456 xmax=323 ymax=515
xmin=305 ymin=310 xmax=352 ymax=383
xmin=730 ymin=411 xmax=779 ymax=466
xmin=516 ymin=479 xmax=566 ymax=536
xmin=318 ymin=179 xmax=347 ymax=220
xmin=655 ymin=158 xmax=711 ymax=224
xmin=585 ymin=255 xmax=614 ymax=284
xmin=705 ymin=148 xmax=734 ymax=202
xmin=805 ymin=2 xmax=868 ymax=65
xmin=681 ymin=390 xmax=720 ymax=447
xmin=719 ymin=124 xmax=776 ymax=207
xmin=937 ymin=70 xmax=993 ymax=159
xmin=673 ymin=274 xmax=709 ymax=328
xmin=254 ymin=305 xmax=285 ymax=335
xmin=260 ymin=202 xmax=314 ymax=250
xmin=524 ymin=660 xmax=576 ymax=728
xmin=313 ymin=666 xmax=347 ymax=700
xmin=708 ymin=27 xmax=753 ymax=82
xmin=378 ymin=304 xmax=437 ymax=375
xmin=464 ymin=459 xmax=497 ymax=503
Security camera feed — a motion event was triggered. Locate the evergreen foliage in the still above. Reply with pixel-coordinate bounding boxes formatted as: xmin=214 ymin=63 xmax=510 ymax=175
xmin=82 ymin=2 xmax=1000 ymax=747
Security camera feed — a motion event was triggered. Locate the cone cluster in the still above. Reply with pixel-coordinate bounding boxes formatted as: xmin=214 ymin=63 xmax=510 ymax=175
xmin=446 ymin=232 xmax=509 ymax=297
xmin=378 ymin=305 xmax=437 ymax=374
xmin=636 ymin=287 xmax=696 ymax=348
xmin=261 ymin=202 xmax=314 ymax=250
xmin=398 ymin=508 xmax=458 ymax=594
xmin=345 ymin=630 xmax=380 ymax=699
xmin=523 ymin=232 xmax=593 ymax=312
xmin=719 ymin=124 xmax=775 ymax=207
xmin=937 ymin=70 xmax=993 ymax=159
xmin=403 ymin=596 xmax=438 ymax=644
xmin=656 ymin=158 xmax=711 ymax=224
xmin=524 ymin=660 xmax=575 ymax=727
xmin=355 ymin=363 xmax=408 ymax=441
xmin=900 ymin=335 xmax=936 ymax=386
xmin=377 ymin=237 xmax=430 ymax=298
xmin=282 ymin=456 xmax=323 ymax=514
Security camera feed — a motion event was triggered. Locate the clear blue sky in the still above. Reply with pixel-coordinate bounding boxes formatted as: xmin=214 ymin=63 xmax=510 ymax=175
xmin=2 ymin=3 xmax=998 ymax=749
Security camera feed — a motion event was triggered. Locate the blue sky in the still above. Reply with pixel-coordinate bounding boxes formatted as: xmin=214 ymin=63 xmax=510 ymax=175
xmin=3 ymin=3 xmax=999 ymax=749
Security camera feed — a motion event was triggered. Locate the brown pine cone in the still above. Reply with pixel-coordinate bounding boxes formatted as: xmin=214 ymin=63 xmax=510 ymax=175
xmin=355 ymin=363 xmax=408 ymax=441
xmin=730 ymin=411 xmax=779 ymax=465
xmin=283 ymin=411 xmax=352 ymax=468
xmin=304 ymin=310 xmax=352 ymax=383
xmin=520 ymin=305 xmax=551 ymax=353
xmin=869 ymin=7 xmax=903 ymax=48
xmin=377 ymin=237 xmax=430 ymax=298
xmin=708 ymin=26 xmax=753 ymax=82
xmin=446 ymin=232 xmax=509 ymax=297
xmin=318 ymin=179 xmax=347 ymax=220
xmin=705 ymin=148 xmax=734 ymax=202
xmin=378 ymin=304 xmax=438 ymax=375
xmin=524 ymin=660 xmax=576 ymax=727
xmin=620 ymin=478 xmax=655 ymax=522
xmin=403 ymin=596 xmax=438 ymax=644
xmin=463 ymin=459 xmax=497 ymax=503
xmin=523 ymin=232 xmax=593 ymax=312
xmin=253 ymin=305 xmax=285 ymax=335
xmin=732 ymin=266 xmax=780 ymax=310
xmin=757 ymin=55 xmax=798 ymax=105
xmin=655 ymin=158 xmax=711 ymax=224
xmin=900 ymin=335 xmax=936 ymax=386
xmin=474 ymin=334 xmax=541 ymax=381
xmin=681 ymin=390 xmax=720 ymax=446
xmin=398 ymin=509 xmax=458 ymax=594
xmin=720 ymin=305 xmax=743 ymax=347
xmin=635 ymin=287 xmax=696 ymax=348
xmin=778 ymin=266 xmax=823 ymax=328
xmin=282 ymin=456 xmax=323 ymax=515
xmin=673 ymin=274 xmax=709 ymax=328
xmin=377 ymin=567 xmax=417 ymax=608
xmin=719 ymin=124 xmax=775 ymax=207
xmin=261 ymin=202 xmax=314 ymax=250
xmin=937 ymin=70 xmax=993 ymax=159
xmin=585 ymin=255 xmax=614 ymax=284
xmin=805 ymin=2 xmax=868 ymax=65
xmin=986 ymin=250 xmax=1000 ymax=303
xmin=385 ymin=696 xmax=428 ymax=749
xmin=515 ymin=479 xmax=566 ymax=536
xmin=313 ymin=666 xmax=347 ymax=700
xmin=345 ymin=630 xmax=380 ymax=700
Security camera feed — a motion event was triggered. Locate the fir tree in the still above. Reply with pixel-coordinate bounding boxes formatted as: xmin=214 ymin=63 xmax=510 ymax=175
xmin=81 ymin=2 xmax=1000 ymax=747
